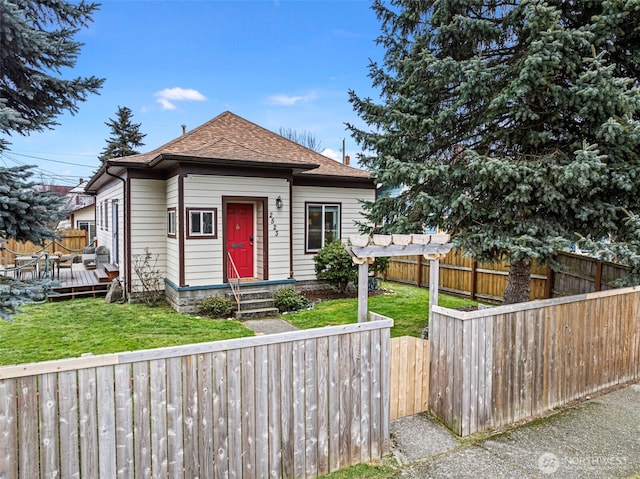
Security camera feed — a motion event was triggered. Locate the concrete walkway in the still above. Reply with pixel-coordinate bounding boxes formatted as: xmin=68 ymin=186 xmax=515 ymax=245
xmin=392 ymin=382 xmax=640 ymax=478
xmin=241 ymin=317 xmax=299 ymax=335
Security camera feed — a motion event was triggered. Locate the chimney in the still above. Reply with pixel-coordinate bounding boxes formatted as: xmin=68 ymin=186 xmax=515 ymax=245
xmin=181 ymin=124 xmax=187 ymax=135
xmin=344 ymin=155 xmax=350 ymax=166
xmin=79 ymin=178 xmax=84 ymax=184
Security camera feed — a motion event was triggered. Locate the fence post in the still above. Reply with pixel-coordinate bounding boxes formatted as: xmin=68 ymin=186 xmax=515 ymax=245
xmin=416 ymin=255 xmax=422 ymax=287
xmin=544 ymin=265 xmax=554 ymax=298
xmin=595 ymin=260 xmax=603 ymax=291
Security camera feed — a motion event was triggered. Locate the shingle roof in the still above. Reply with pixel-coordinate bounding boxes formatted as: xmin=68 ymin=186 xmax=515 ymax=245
xmin=109 ymin=111 xmax=371 ymax=179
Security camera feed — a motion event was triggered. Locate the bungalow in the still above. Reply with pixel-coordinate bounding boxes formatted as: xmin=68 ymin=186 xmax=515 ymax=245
xmin=85 ymin=111 xmax=375 ymax=312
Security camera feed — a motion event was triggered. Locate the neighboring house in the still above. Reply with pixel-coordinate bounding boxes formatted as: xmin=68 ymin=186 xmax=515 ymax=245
xmin=58 ymin=179 xmax=96 ymax=241
xmin=67 ymin=202 xmax=96 ymax=243
xmin=84 ymin=111 xmax=375 ymax=312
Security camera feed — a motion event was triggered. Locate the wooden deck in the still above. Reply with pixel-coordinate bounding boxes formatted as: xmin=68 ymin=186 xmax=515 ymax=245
xmin=1 ymin=265 xmax=111 ymax=300
xmin=49 ymin=266 xmax=111 ymax=299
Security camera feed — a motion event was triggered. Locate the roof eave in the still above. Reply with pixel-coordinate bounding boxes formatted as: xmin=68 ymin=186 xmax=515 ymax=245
xmin=153 ymin=153 xmax=320 ymax=172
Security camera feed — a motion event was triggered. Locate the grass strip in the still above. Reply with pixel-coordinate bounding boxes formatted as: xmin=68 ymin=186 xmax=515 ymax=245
xmin=0 ymin=298 xmax=253 ymax=366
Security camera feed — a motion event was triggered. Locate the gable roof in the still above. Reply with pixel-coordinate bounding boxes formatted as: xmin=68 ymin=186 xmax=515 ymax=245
xmin=95 ymin=111 xmax=371 ymax=181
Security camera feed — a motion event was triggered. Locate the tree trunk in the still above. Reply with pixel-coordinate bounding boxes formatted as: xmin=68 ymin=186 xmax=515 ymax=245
xmin=503 ymin=259 xmax=532 ymax=304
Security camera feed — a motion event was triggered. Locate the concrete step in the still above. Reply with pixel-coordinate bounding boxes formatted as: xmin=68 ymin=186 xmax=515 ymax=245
xmin=238 ymin=298 xmax=275 ymax=311
xmin=234 ymin=307 xmax=280 ymax=320
xmin=227 ymin=289 xmax=272 ymax=301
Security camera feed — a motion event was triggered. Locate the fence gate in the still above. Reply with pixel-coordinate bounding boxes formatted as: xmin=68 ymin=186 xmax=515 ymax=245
xmin=389 ymin=336 xmax=430 ymax=420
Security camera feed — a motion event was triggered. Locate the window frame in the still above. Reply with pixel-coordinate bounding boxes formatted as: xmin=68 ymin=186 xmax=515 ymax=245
xmin=103 ymin=200 xmax=109 ymax=232
xmin=167 ymin=208 xmax=177 ymax=237
xmin=186 ymin=207 xmax=217 ymax=239
xmin=77 ymin=220 xmax=96 ymax=242
xmin=304 ymin=202 xmax=341 ymax=253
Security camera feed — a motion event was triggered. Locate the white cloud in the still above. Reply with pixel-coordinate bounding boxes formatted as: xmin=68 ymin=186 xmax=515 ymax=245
xmin=321 ymin=148 xmax=341 ymax=161
xmin=266 ymin=91 xmax=317 ymax=106
xmin=154 ymin=87 xmax=207 ymax=110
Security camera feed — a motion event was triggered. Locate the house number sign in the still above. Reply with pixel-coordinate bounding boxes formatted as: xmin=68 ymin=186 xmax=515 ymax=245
xmin=269 ymin=212 xmax=279 ymax=237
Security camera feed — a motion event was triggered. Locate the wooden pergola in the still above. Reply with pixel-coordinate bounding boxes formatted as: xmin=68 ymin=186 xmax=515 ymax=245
xmin=345 ymin=234 xmax=453 ymax=323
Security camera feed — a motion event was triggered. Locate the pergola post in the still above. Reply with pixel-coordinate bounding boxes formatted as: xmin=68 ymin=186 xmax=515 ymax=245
xmin=358 ymin=261 xmax=369 ymax=322
xmin=429 ymin=258 xmax=440 ymax=325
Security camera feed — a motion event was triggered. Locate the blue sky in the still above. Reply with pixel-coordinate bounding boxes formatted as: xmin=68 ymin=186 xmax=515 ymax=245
xmin=2 ymin=0 xmax=384 ymax=186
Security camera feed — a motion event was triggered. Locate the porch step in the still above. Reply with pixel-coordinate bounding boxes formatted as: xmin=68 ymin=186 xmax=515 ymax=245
xmin=94 ymin=268 xmax=110 ymax=283
xmin=104 ymin=263 xmax=119 ymax=281
xmin=229 ymin=289 xmax=273 ymax=301
xmin=227 ymin=289 xmax=280 ymax=320
xmin=238 ymin=298 xmax=276 ymax=311
xmin=234 ymin=307 xmax=280 ymax=320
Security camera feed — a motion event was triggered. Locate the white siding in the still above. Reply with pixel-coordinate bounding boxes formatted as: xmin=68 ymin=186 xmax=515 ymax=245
xmin=292 ymin=185 xmax=375 ymax=280
xmin=183 ymin=175 xmax=290 ymax=287
xmin=72 ymin=205 xmax=95 ymax=223
xmin=95 ymin=179 xmax=124 ymax=266
xmin=130 ymin=179 xmax=167 ymax=292
xmin=165 ymin=176 xmax=179 ymax=286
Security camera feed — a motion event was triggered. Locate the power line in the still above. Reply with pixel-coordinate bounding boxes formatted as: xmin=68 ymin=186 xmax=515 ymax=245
xmin=8 ymin=151 xmax=98 ymax=169
xmin=0 ymin=152 xmax=88 ymax=185
xmin=8 ymin=149 xmax=96 ymax=158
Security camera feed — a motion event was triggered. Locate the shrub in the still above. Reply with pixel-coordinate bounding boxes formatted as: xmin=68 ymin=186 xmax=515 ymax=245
xmin=273 ymin=287 xmax=311 ymax=313
xmin=199 ymin=295 xmax=236 ymax=318
xmin=314 ymin=240 xmax=358 ymax=293
xmin=132 ymin=247 xmax=162 ymax=306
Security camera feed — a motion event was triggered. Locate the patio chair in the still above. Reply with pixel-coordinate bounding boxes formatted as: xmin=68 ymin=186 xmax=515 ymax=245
xmin=54 ymin=251 xmax=75 ymax=279
xmin=82 ymin=246 xmax=96 ymax=269
xmin=15 ymin=257 xmax=37 ymax=280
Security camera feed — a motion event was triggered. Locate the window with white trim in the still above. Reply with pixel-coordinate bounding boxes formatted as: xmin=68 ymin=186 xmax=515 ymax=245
xmin=167 ymin=209 xmax=176 ymax=236
xmin=187 ymin=208 xmax=217 ymax=238
xmin=306 ymin=203 xmax=340 ymax=252
xmin=103 ymin=200 xmax=109 ymax=231
xmin=77 ymin=221 xmax=96 ymax=242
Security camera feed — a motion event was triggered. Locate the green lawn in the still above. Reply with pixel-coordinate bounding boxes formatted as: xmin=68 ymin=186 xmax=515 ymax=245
xmin=287 ymin=281 xmax=476 ymax=337
xmin=0 ymin=298 xmax=254 ymax=366
xmin=0 ymin=282 xmax=475 ymax=366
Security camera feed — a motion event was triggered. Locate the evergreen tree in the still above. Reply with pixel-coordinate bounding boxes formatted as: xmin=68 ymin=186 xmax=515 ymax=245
xmin=99 ymin=106 xmax=146 ymax=161
xmin=0 ymin=166 xmax=65 ymax=244
xmin=0 ymin=166 xmax=66 ymax=320
xmin=348 ymin=0 xmax=640 ymax=303
xmin=0 ymin=0 xmax=102 ymax=319
xmin=0 ymin=0 xmax=104 ymax=151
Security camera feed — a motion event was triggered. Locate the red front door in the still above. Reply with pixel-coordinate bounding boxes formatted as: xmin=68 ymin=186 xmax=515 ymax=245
xmin=226 ymin=203 xmax=254 ymax=278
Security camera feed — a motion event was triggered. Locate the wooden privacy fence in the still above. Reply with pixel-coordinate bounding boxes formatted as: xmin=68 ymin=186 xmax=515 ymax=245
xmin=1 ymin=229 xmax=89 ymax=259
xmin=429 ymin=286 xmax=640 ymax=436
xmin=0 ymin=315 xmax=392 ymax=479
xmin=386 ymin=249 xmax=630 ymax=303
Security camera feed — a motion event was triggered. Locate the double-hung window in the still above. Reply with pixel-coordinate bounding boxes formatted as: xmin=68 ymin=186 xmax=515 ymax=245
xmin=103 ymin=201 xmax=109 ymax=231
xmin=167 ymin=208 xmax=176 ymax=237
xmin=306 ymin=203 xmax=340 ymax=252
xmin=187 ymin=208 xmax=217 ymax=238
